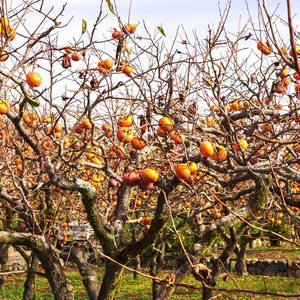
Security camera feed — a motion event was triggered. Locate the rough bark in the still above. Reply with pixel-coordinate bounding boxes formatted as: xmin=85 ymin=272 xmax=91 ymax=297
xmin=98 ymin=259 xmax=123 ymax=300
xmin=150 ymin=240 xmax=165 ymax=300
xmin=133 ymin=256 xmax=140 ymax=280
xmin=202 ymin=231 xmax=238 ymax=300
xmin=235 ymin=229 xmax=250 ymax=275
xmin=60 ymin=246 xmax=100 ymax=300
xmin=0 ymin=244 xmax=10 ymax=289
xmin=0 ymin=232 xmax=74 ymax=300
xmin=23 ymin=253 xmax=39 ymax=300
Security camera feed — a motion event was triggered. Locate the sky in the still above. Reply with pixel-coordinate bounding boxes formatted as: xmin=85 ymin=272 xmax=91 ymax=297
xmin=6 ymin=0 xmax=300 ymax=113
xmin=10 ymin=0 xmax=300 ymax=49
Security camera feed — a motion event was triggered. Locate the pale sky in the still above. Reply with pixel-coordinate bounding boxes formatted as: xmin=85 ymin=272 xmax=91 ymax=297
xmin=11 ymin=0 xmax=300 ymax=48
xmin=6 ymin=0 xmax=300 ymax=112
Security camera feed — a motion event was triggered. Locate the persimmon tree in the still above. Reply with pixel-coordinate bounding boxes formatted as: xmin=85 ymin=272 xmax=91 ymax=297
xmin=1 ymin=0 xmax=300 ymax=300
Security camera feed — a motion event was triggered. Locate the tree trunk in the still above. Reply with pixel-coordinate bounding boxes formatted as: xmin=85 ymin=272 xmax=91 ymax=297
xmin=23 ymin=253 xmax=39 ymax=300
xmin=235 ymin=240 xmax=248 ymax=275
xmin=60 ymin=246 xmax=100 ymax=300
xmin=150 ymin=240 xmax=165 ymax=300
xmin=133 ymin=256 xmax=140 ymax=280
xmin=0 ymin=244 xmax=10 ymax=289
xmin=98 ymin=259 xmax=123 ymax=300
xmin=0 ymin=232 xmax=74 ymax=300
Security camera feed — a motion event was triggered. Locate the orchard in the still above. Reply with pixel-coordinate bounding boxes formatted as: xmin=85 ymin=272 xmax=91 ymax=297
xmin=0 ymin=0 xmax=300 ymax=299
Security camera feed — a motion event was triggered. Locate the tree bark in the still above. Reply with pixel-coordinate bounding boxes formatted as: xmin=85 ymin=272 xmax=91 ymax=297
xmin=23 ymin=253 xmax=39 ymax=300
xmin=0 ymin=244 xmax=10 ymax=289
xmin=60 ymin=246 xmax=100 ymax=300
xmin=98 ymin=259 xmax=123 ymax=300
xmin=0 ymin=232 xmax=74 ymax=300
xmin=133 ymin=256 xmax=140 ymax=280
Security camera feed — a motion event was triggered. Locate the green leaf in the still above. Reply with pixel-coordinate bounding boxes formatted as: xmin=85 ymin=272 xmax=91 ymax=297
xmin=77 ymin=216 xmax=81 ymax=226
xmin=82 ymin=19 xmax=87 ymax=35
xmin=23 ymin=93 xmax=39 ymax=107
xmin=157 ymin=26 xmax=166 ymax=37
xmin=105 ymin=0 xmax=114 ymax=14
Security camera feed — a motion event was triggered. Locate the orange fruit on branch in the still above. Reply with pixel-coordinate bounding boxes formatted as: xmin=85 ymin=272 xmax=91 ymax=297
xmin=157 ymin=127 xmax=166 ymax=137
xmin=65 ymin=45 xmax=73 ymax=54
xmin=233 ymin=139 xmax=248 ymax=151
xmin=141 ymin=168 xmax=159 ymax=183
xmin=74 ymin=125 xmax=85 ymax=134
xmin=158 ymin=117 xmax=173 ymax=132
xmin=128 ymin=24 xmax=137 ymax=34
xmin=123 ymin=66 xmax=133 ymax=75
xmin=175 ymin=164 xmax=191 ymax=180
xmin=131 ymin=137 xmax=147 ymax=150
xmin=170 ymin=132 xmax=185 ymax=144
xmin=26 ymin=72 xmax=42 ymax=87
xmin=71 ymin=53 xmax=81 ymax=61
xmin=81 ymin=119 xmax=92 ymax=130
xmin=212 ymin=145 xmax=227 ymax=162
xmin=103 ymin=59 xmax=113 ymax=70
xmin=0 ymin=51 xmax=8 ymax=61
xmin=116 ymin=128 xmax=134 ymax=143
xmin=188 ymin=162 xmax=198 ymax=174
xmin=0 ymin=100 xmax=10 ymax=114
xmin=118 ymin=115 xmax=133 ymax=127
xmin=200 ymin=141 xmax=214 ymax=157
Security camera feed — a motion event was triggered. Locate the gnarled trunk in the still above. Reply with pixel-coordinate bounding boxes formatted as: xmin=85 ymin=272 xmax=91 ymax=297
xmin=23 ymin=253 xmax=39 ymax=300
xmin=98 ymin=259 xmax=123 ymax=300
xmin=235 ymin=239 xmax=248 ymax=275
xmin=60 ymin=246 xmax=100 ymax=300
xmin=0 ymin=244 xmax=10 ymax=289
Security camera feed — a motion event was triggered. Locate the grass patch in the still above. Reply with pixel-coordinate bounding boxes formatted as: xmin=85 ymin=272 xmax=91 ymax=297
xmin=1 ymin=267 xmax=300 ymax=299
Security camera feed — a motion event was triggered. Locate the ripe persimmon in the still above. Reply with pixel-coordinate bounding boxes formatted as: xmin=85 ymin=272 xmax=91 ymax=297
xmin=112 ymin=31 xmax=122 ymax=39
xmin=280 ymin=69 xmax=289 ymax=78
xmin=175 ymin=164 xmax=191 ymax=180
xmin=74 ymin=125 xmax=85 ymax=134
xmin=0 ymin=51 xmax=8 ymax=61
xmin=233 ymin=139 xmax=248 ymax=151
xmin=22 ymin=114 xmax=31 ymax=123
xmin=103 ymin=59 xmax=113 ymax=70
xmin=54 ymin=123 xmax=62 ymax=133
xmin=158 ymin=117 xmax=173 ymax=132
xmin=128 ymin=24 xmax=137 ymax=34
xmin=98 ymin=66 xmax=108 ymax=74
xmin=289 ymin=46 xmax=300 ymax=57
xmin=141 ymin=168 xmax=159 ymax=183
xmin=215 ymin=212 xmax=221 ymax=219
xmin=122 ymin=25 xmax=131 ymax=34
xmin=131 ymin=137 xmax=146 ymax=150
xmin=282 ymin=78 xmax=290 ymax=86
xmin=81 ymin=119 xmax=92 ymax=130
xmin=123 ymin=66 xmax=133 ymax=75
xmin=26 ymin=72 xmax=42 ymax=87
xmin=157 ymin=127 xmax=166 ymax=137
xmin=295 ymin=83 xmax=300 ymax=93
xmin=200 ymin=141 xmax=214 ymax=157
xmin=188 ymin=162 xmax=198 ymax=174
xmin=71 ymin=53 xmax=81 ymax=61
xmin=118 ymin=115 xmax=133 ymax=127
xmin=0 ymin=100 xmax=10 ymax=114
xmin=102 ymin=124 xmax=110 ymax=131
xmin=276 ymin=85 xmax=286 ymax=94
xmin=293 ymin=72 xmax=300 ymax=80
xmin=212 ymin=145 xmax=227 ymax=162
xmin=65 ymin=45 xmax=73 ymax=54
xmin=170 ymin=132 xmax=185 ymax=144
xmin=116 ymin=128 xmax=134 ymax=143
